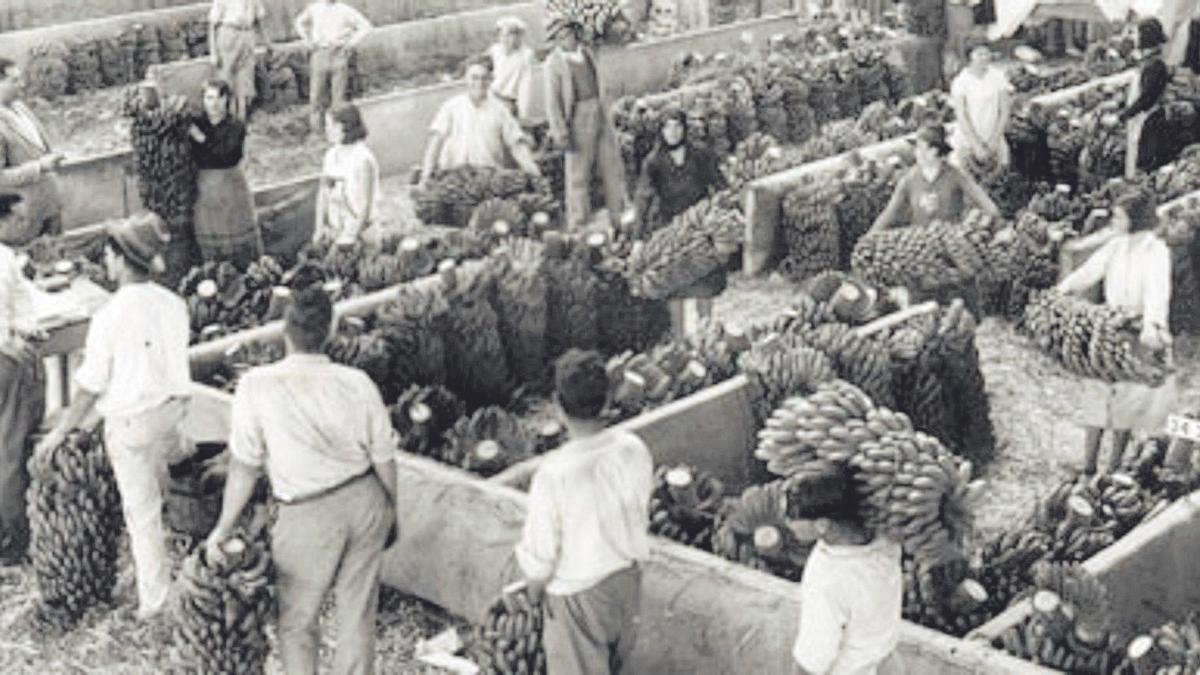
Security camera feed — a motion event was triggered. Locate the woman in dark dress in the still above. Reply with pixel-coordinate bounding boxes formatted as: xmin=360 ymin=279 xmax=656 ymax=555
xmin=188 ymin=78 xmax=262 ymax=267
xmin=631 ymin=107 xmax=729 ymax=335
xmin=1106 ymin=19 xmax=1173 ymax=178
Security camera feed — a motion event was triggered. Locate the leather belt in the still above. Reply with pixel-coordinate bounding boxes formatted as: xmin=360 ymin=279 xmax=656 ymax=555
xmin=279 ymin=468 xmax=372 ymax=507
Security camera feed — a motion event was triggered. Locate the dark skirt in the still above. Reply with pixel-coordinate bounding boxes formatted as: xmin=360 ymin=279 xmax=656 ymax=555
xmin=0 ymin=349 xmax=45 ymax=550
xmin=194 ymin=167 xmax=262 ymax=268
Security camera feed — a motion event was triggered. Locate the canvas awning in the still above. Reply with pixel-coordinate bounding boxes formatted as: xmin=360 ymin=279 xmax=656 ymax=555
xmin=987 ymin=0 xmax=1166 ymax=40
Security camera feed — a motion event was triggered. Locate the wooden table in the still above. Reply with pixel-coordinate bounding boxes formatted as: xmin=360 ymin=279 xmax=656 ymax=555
xmin=32 ymin=277 xmax=111 ymax=410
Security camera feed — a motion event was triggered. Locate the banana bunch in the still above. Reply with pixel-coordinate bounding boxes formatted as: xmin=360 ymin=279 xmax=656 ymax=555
xmin=492 ymin=240 xmax=550 ymax=387
xmin=1124 ymin=435 xmax=1200 ymax=504
xmin=737 ymin=331 xmax=836 ymax=422
xmin=1022 ymin=289 xmax=1168 ymax=386
xmin=543 ymin=234 xmax=603 ymax=356
xmin=1078 ymin=109 xmax=1128 ymax=186
xmin=207 ymin=340 xmax=285 ymax=393
xmin=443 ymin=406 xmax=537 ymax=478
xmin=374 ymin=284 xmax=450 ymax=395
xmin=124 ymin=88 xmax=199 ymax=227
xmin=993 ymin=562 xmax=1118 ymax=674
xmin=414 ymin=166 xmax=551 ymax=229
xmin=592 ymin=256 xmax=672 ymax=357
xmin=1153 ymin=146 xmax=1200 ymax=203
xmin=779 ymin=177 xmax=841 ymax=283
xmin=649 ymin=465 xmax=726 ymax=550
xmin=469 ymin=589 xmax=546 ymax=675
xmin=833 ymin=157 xmax=907 ymax=266
xmin=755 ymin=380 xmax=978 ymax=570
xmin=966 ymin=529 xmax=1055 ymax=626
xmin=902 ymin=554 xmax=990 ymax=637
xmin=1028 ymin=474 xmax=1140 ymax=562
xmin=390 ymin=385 xmax=465 ymax=460
xmin=171 ymin=535 xmax=273 ymax=675
xmin=1120 ymin=614 xmax=1200 ymax=674
xmin=1027 ymin=185 xmax=1089 ymax=229
xmin=470 ymin=198 xmax=529 ymax=248
xmin=713 ymin=481 xmax=812 ymax=581
xmin=792 ymin=321 xmax=894 ymax=409
xmin=26 ymin=42 xmax=70 ymax=100
xmin=851 ymin=210 xmax=1006 ymax=290
xmin=442 ymin=263 xmax=512 ymax=407
xmin=623 ymin=196 xmax=741 ymax=301
xmin=545 ymin=0 xmax=626 ymax=45
xmin=603 ymin=343 xmax=714 ymax=421
xmin=325 ymin=327 xmax=393 ymax=392
xmin=26 ymin=428 xmax=124 ymax=632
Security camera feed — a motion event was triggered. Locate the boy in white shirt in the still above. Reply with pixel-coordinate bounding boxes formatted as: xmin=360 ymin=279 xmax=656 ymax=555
xmin=515 ymin=349 xmax=654 ymax=675
xmin=294 ymin=0 xmax=372 ymax=133
xmin=35 ymin=213 xmax=192 ymax=620
xmin=787 ymin=470 xmax=905 ymax=675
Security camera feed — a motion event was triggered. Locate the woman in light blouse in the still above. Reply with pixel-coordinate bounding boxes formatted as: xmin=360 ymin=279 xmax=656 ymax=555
xmin=1057 ymin=187 xmax=1177 ymax=474
xmin=316 ymin=103 xmax=380 ymax=245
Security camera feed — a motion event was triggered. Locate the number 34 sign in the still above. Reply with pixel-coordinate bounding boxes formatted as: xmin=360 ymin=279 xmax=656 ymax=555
xmin=1166 ymin=415 xmax=1200 ymax=443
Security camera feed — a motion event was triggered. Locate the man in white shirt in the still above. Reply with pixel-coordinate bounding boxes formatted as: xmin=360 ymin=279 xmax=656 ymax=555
xmin=294 ymin=0 xmax=372 ymax=133
xmin=0 ymin=193 xmax=46 ymax=566
xmin=515 ymin=349 xmax=654 ymax=675
xmin=418 ymin=55 xmax=541 ymax=187
xmin=0 ymin=58 xmax=64 ymax=244
xmin=948 ymin=38 xmax=1013 ymax=169
xmin=205 ymin=287 xmax=397 ymax=675
xmin=488 ymin=17 xmax=536 ymax=124
xmin=35 ymin=213 xmax=191 ymax=620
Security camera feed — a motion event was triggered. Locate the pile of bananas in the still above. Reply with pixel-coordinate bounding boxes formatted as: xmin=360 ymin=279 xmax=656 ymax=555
xmin=833 ymin=157 xmax=909 ymax=266
xmin=1119 ymin=615 xmax=1200 ymax=674
xmin=952 ymin=529 xmax=1054 ymax=633
xmin=593 ymin=253 xmax=672 ymax=357
xmin=374 ymin=284 xmax=451 ymax=397
xmin=850 ymin=209 xmax=1007 ymax=290
xmin=713 ymin=481 xmax=811 ymax=581
xmin=171 ymin=536 xmax=273 ymax=674
xmin=492 ymin=240 xmax=550 ymax=387
xmin=623 ymin=198 xmax=741 ymax=300
xmin=1152 ymin=146 xmax=1200 ymax=204
xmin=414 ymin=166 xmax=553 ymax=229
xmin=1078 ymin=110 xmax=1129 ymax=188
xmin=737 ymin=331 xmax=836 ymax=422
xmin=604 ymin=340 xmax=724 ymax=422
xmin=390 ymin=385 xmax=465 ymax=460
xmin=779 ymin=177 xmax=842 ymax=282
xmin=178 ymin=257 xmax=285 ymax=343
xmin=1124 ymin=434 xmax=1200 ymax=504
xmin=443 ymin=406 xmax=537 ymax=478
xmin=26 ymin=428 xmax=123 ymax=632
xmin=755 ymin=380 xmax=978 ymax=575
xmin=1028 ymin=474 xmax=1149 ymax=563
xmin=545 ymin=0 xmax=627 ymax=45
xmin=792 ymin=321 xmax=894 ymax=410
xmin=543 ymin=233 xmax=604 ymax=357
xmin=902 ymin=554 xmax=990 ymax=636
xmin=469 ymin=588 xmax=546 ymax=675
xmin=325 ymin=323 xmax=394 ymax=392
xmin=1006 ymin=65 xmax=1091 ymax=98
xmin=123 ymin=88 xmax=199 ymax=229
xmin=992 ymin=562 xmax=1119 ymax=673
xmin=649 ymin=465 xmax=725 ymax=549
xmin=442 ymin=264 xmax=512 ymax=407
xmin=1023 ymin=289 xmax=1168 ymax=385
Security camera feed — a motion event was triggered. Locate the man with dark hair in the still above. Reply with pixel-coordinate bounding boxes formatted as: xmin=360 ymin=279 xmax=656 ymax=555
xmin=205 ymin=286 xmax=397 ymax=674
xmin=0 ymin=57 xmax=64 ymax=244
xmin=0 ymin=193 xmax=45 ymax=565
xmin=785 ymin=469 xmax=904 ymax=674
xmin=35 ymin=213 xmax=190 ymax=620
xmin=515 ymin=348 xmax=653 ymax=674
xmin=418 ymin=55 xmax=541 ymax=186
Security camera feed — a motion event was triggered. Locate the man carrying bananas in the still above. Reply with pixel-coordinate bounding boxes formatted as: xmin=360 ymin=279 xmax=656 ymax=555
xmin=205 ymin=287 xmax=397 ymax=675
xmin=514 ymin=349 xmax=654 ymax=674
xmin=35 ymin=214 xmax=191 ymax=620
xmin=785 ymin=468 xmax=905 ymax=675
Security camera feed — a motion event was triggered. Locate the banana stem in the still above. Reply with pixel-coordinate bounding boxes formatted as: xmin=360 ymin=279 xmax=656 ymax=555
xmin=854 ymin=301 xmax=939 ymax=339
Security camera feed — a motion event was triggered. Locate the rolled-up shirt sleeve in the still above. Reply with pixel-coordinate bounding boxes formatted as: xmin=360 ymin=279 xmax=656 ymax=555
xmin=515 ymin=469 xmax=560 ymax=583
xmin=73 ymin=316 xmax=112 ymax=395
xmin=229 ymin=378 xmax=266 ymax=468
xmin=1057 ymin=239 xmax=1115 ymax=295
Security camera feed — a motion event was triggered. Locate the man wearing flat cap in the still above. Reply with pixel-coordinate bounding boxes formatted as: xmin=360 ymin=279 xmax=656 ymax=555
xmin=36 ymin=212 xmax=192 ymax=621
xmin=543 ymin=18 xmax=626 ymax=231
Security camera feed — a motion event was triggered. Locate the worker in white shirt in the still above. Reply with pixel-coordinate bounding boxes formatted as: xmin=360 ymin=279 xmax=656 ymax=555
xmin=514 ymin=349 xmax=654 ymax=675
xmin=0 ymin=193 xmax=46 ymax=566
xmin=35 ymin=213 xmax=192 ymax=620
xmin=207 ymin=0 xmax=272 ymax=121
xmin=488 ymin=16 xmax=536 ymax=125
xmin=786 ymin=469 xmax=905 ymax=675
xmin=294 ymin=0 xmax=372 ymax=133
xmin=418 ymin=55 xmax=542 ymax=187
xmin=205 ymin=287 xmax=397 ymax=675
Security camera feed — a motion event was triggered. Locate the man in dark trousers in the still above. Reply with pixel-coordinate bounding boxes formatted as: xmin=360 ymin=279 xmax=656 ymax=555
xmin=205 ymin=287 xmax=397 ymax=675
xmin=515 ymin=349 xmax=654 ymax=674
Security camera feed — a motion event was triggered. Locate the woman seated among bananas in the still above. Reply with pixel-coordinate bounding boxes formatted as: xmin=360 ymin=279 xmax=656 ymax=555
xmin=630 ymin=107 xmax=729 ymax=336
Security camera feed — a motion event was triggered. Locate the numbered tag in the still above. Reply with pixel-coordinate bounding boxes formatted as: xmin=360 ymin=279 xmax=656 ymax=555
xmin=1166 ymin=415 xmax=1200 ymax=443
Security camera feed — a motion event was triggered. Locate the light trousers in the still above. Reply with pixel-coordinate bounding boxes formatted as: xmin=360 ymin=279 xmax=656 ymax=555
xmin=104 ymin=397 xmax=187 ymax=618
xmin=310 ymin=46 xmax=350 ymax=128
xmin=565 ymin=98 xmax=626 ymax=229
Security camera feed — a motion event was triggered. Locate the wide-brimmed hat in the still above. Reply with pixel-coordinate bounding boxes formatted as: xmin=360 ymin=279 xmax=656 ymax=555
xmin=107 ymin=213 xmax=168 ymax=274
xmin=910 ymin=124 xmax=952 ymax=156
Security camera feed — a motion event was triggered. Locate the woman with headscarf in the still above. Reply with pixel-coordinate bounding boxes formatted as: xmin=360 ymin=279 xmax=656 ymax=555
xmin=631 ymin=107 xmax=728 ymax=335
xmin=1057 ymin=187 xmax=1177 ymax=475
xmin=188 ymin=78 xmax=262 ymax=268
xmin=488 ymin=16 xmax=535 ymax=125
xmin=1102 ymin=19 xmax=1174 ymax=178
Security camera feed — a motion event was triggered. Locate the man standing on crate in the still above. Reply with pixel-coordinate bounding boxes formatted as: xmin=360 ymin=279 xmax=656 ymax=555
xmin=205 ymin=287 xmax=397 ymax=675
xmin=0 ymin=58 xmax=64 ymax=244
xmin=514 ymin=349 xmax=654 ymax=674
xmin=35 ymin=214 xmax=192 ymax=621
xmin=294 ymin=0 xmax=372 ymax=134
xmin=0 ymin=194 xmax=46 ymax=567
xmin=207 ymin=0 xmax=273 ymax=121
